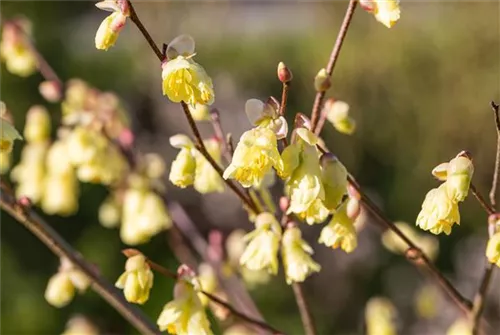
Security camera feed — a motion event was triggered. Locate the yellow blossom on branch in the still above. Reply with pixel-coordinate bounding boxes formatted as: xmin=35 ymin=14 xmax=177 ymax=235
xmin=115 ymin=254 xmax=154 ymax=304
xmin=360 ymin=0 xmax=401 ymax=28
xmin=94 ymin=0 xmax=130 ymax=50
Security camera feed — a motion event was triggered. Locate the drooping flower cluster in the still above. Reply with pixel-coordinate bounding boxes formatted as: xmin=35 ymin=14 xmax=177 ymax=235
xmin=416 ymin=153 xmax=473 ymax=235
xmin=169 ymin=134 xmax=224 ymax=194
xmin=115 ymin=253 xmax=154 ymax=304
xmin=157 ymin=266 xmax=213 ymax=335
xmin=161 ymin=35 xmax=214 ymax=106
xmin=0 ymin=19 xmax=37 ymax=77
xmin=45 ymin=258 xmax=90 ymax=308
xmin=282 ymin=128 xmax=348 ymax=224
xmin=224 ymin=98 xmax=286 ymax=188
xmin=94 ymin=0 xmax=130 ymax=50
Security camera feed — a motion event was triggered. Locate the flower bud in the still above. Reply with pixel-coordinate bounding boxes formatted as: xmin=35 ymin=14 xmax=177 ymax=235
xmin=416 ymin=183 xmax=460 ymax=235
xmin=116 ymin=254 xmax=154 ymax=304
xmin=445 ymin=156 xmax=473 ymax=202
xmin=325 ymin=99 xmax=356 ymax=135
xmin=39 ymin=80 xmax=62 ymax=103
xmin=277 ymin=62 xmax=293 ymax=83
xmin=24 ymin=105 xmax=51 ymax=143
xmin=45 ymin=272 xmax=75 ymax=308
xmin=95 ymin=12 xmax=127 ymax=51
xmin=318 ymin=203 xmax=357 ymax=253
xmin=486 ymin=232 xmax=500 ymax=267
xmin=98 ymin=195 xmax=121 ymax=228
xmin=314 ymin=68 xmax=331 ymax=92
xmin=321 ymin=154 xmax=348 ymax=210
xmin=0 ymin=22 xmax=38 ymax=77
xmin=62 ymin=315 xmax=99 ymax=335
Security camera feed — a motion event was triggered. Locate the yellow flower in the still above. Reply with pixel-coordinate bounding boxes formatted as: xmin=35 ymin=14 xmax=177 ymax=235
xmin=318 ymin=203 xmax=357 ymax=253
xmin=194 ymin=138 xmax=224 ymax=194
xmin=157 ymin=271 xmax=213 ymax=335
xmin=23 ymin=105 xmax=51 ymax=143
xmin=120 ymin=188 xmax=172 ymax=245
xmin=11 ymin=143 xmax=48 ymax=203
xmin=281 ymin=226 xmax=321 ymax=284
xmin=321 ymin=153 xmax=348 ymax=211
xmin=445 ymin=156 xmax=473 ymax=202
xmin=62 ymin=316 xmax=99 ymax=335
xmin=0 ymin=22 xmax=37 ymax=77
xmin=224 ymin=127 xmax=283 ymax=188
xmin=382 ymin=222 xmax=439 ymax=261
xmin=94 ymin=1 xmax=129 ymax=50
xmin=169 ymin=134 xmax=196 ymax=188
xmin=45 ymin=272 xmax=75 ymax=308
xmin=197 ymin=263 xmax=217 ymax=306
xmin=414 ymin=285 xmax=440 ymax=320
xmin=189 ymin=103 xmax=211 ymax=121
xmin=314 ymin=68 xmax=331 ymax=92
xmin=42 ymin=173 xmax=79 ymax=216
xmin=98 ymin=195 xmax=121 ymax=228
xmin=416 ymin=183 xmax=460 ymax=235
xmin=286 ymin=144 xmax=328 ymax=225
xmin=365 ymin=297 xmax=398 ymax=335
xmin=245 ymin=98 xmax=288 ymax=139
xmin=240 ymin=212 xmax=282 ymax=274
xmin=360 ymin=0 xmax=401 ymax=28
xmin=0 ymin=118 xmax=22 ymax=153
xmin=324 ymin=99 xmax=356 ymax=135
xmin=486 ymin=232 xmax=500 ymax=267
xmin=116 ymin=254 xmax=154 ymax=304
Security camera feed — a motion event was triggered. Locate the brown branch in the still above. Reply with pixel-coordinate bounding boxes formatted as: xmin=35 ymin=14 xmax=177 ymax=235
xmin=0 ymin=184 xmax=160 ymax=335
xmin=126 ymin=0 xmax=165 ymax=62
xmin=292 ymin=283 xmax=316 ymax=335
xmin=310 ymin=0 xmax=358 ymax=132
xmin=471 ymin=184 xmax=495 ymax=216
xmin=346 ymin=175 xmax=474 ymax=314
xmin=471 ymin=101 xmax=500 ymax=335
xmin=279 ymin=83 xmax=290 ymax=117
xmin=489 ymin=101 xmax=500 ymax=207
xmin=139 ymin=251 xmax=283 ymax=334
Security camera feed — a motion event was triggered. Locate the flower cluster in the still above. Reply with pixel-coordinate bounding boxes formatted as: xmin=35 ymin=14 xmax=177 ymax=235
xmin=416 ymin=153 xmax=473 ymax=235
xmin=0 ymin=19 xmax=37 ymax=77
xmin=45 ymin=258 xmax=90 ymax=308
xmin=169 ymin=134 xmax=224 ymax=194
xmin=157 ymin=266 xmax=213 ymax=335
xmin=115 ymin=254 xmax=154 ymax=304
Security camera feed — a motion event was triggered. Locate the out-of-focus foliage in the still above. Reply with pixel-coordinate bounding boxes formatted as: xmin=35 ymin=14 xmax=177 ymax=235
xmin=1 ymin=1 xmax=499 ymax=334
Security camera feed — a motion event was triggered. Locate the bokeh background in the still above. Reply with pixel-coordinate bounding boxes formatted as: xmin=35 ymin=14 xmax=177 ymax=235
xmin=1 ymin=1 xmax=499 ymax=334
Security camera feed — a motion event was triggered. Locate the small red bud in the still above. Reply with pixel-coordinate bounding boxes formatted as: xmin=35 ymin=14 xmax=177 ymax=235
xmin=277 ymin=62 xmax=293 ymax=83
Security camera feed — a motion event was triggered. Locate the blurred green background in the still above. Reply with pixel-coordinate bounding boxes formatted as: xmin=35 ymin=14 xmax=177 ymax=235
xmin=1 ymin=1 xmax=499 ymax=334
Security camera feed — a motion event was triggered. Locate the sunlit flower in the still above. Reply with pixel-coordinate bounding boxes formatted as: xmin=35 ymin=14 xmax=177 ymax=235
xmin=321 ymin=153 xmax=348 ymax=211
xmin=42 ymin=172 xmax=79 ymax=216
xmin=281 ymin=226 xmax=321 ymax=284
xmin=318 ymin=203 xmax=357 ymax=253
xmin=314 ymin=68 xmax=330 ymax=92
xmin=365 ymin=297 xmax=398 ymax=335
xmin=161 ymin=35 xmax=214 ymax=106
xmin=116 ymin=254 xmax=154 ymax=304
xmin=157 ymin=267 xmax=213 ymax=335
xmin=360 ymin=0 xmax=401 ymax=28
xmin=45 ymin=272 xmax=76 ymax=308
xmin=11 ymin=143 xmax=48 ymax=203
xmin=245 ymin=98 xmax=288 ymax=139
xmin=486 ymin=232 xmax=500 ymax=268
xmin=240 ymin=212 xmax=282 ymax=274
xmin=169 ymin=134 xmax=196 ymax=188
xmin=94 ymin=1 xmax=130 ymax=50
xmin=416 ymin=183 xmax=460 ymax=235
xmin=0 ymin=118 xmax=22 ymax=153
xmin=224 ymin=127 xmax=283 ymax=188
xmin=189 ymin=103 xmax=211 ymax=121
xmin=446 ymin=318 xmax=472 ymax=335
xmin=98 ymin=194 xmax=121 ymax=228
xmin=62 ymin=315 xmax=99 ymax=335
xmin=193 ymin=138 xmax=224 ymax=194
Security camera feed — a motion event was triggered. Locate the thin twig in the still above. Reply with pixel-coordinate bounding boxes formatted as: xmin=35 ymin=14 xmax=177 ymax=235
xmin=314 ymin=107 xmax=328 ymax=136
xmin=279 ymin=83 xmax=290 ymax=117
xmin=126 ymin=0 xmax=165 ymax=62
xmin=489 ymin=101 xmax=500 ymax=207
xmin=310 ymin=0 xmax=358 ymax=132
xmin=346 ymin=175 xmax=474 ymax=314
xmin=292 ymin=283 xmax=317 ymax=335
xmin=141 ymin=251 xmax=283 ymax=334
xmin=471 ymin=184 xmax=495 ymax=216
xmin=0 ymin=184 xmax=160 ymax=335
xmin=210 ymin=108 xmax=232 ymax=163
xmin=471 ymin=101 xmax=500 ymax=335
